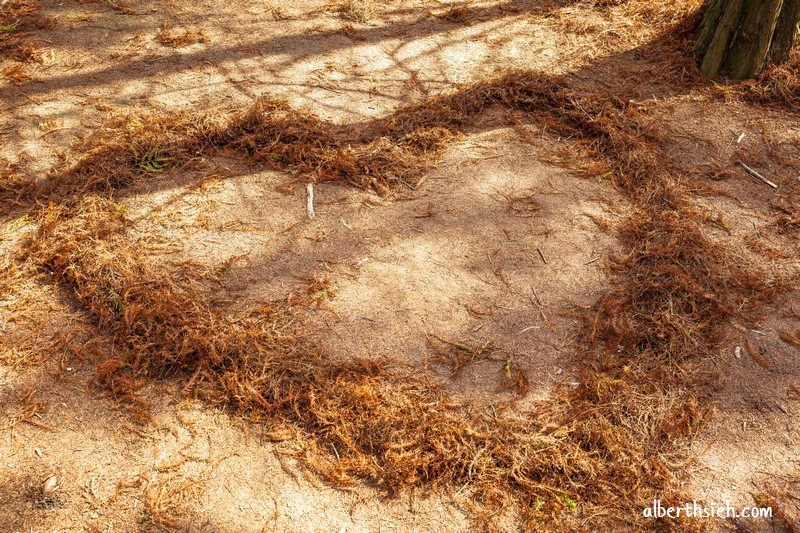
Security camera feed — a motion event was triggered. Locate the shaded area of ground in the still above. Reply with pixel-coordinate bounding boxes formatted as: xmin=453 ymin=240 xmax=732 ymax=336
xmin=2 ymin=0 xmax=800 ymax=531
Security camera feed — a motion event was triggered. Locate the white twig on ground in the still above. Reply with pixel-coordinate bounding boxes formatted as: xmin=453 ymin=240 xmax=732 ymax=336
xmin=306 ymin=183 xmax=315 ymax=219
xmin=738 ymin=162 xmax=778 ymax=189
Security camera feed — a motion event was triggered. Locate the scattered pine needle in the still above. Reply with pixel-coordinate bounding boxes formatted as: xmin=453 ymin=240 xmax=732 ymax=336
xmin=5 ymin=54 xmax=788 ymax=529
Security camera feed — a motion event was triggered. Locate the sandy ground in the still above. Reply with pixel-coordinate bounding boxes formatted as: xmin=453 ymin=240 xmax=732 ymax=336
xmin=2 ymin=0 xmax=800 ymax=531
xmin=655 ymin=97 xmax=800 ymax=529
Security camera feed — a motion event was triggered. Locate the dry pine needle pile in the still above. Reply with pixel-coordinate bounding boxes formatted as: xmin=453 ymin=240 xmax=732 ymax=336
xmin=4 ymin=16 xmax=793 ymax=527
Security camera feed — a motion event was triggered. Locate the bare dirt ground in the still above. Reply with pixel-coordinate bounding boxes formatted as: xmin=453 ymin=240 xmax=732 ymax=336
xmin=2 ymin=0 xmax=800 ymax=531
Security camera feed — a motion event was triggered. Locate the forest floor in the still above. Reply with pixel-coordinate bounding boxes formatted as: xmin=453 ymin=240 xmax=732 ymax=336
xmin=1 ymin=0 xmax=800 ymax=531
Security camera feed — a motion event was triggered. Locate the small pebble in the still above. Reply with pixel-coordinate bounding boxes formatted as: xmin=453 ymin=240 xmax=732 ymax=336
xmin=43 ymin=475 xmax=58 ymax=495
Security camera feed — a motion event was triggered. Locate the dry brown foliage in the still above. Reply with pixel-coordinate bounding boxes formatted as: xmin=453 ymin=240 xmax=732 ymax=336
xmin=0 ymin=0 xmax=53 ymax=82
xmin=5 ymin=44 xmax=786 ymax=528
xmin=0 ymin=0 xmax=45 ymax=48
xmin=157 ymin=21 xmax=210 ymax=47
xmin=142 ymin=475 xmax=206 ymax=529
xmin=337 ymin=0 xmax=374 ymax=23
xmin=0 ymin=158 xmax=36 ymax=205
xmin=1 ymin=62 xmax=31 ymax=83
xmin=743 ymin=51 xmax=800 ymax=110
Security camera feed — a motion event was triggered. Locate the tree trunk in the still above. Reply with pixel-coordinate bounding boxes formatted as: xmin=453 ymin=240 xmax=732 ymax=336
xmin=694 ymin=0 xmax=800 ymax=79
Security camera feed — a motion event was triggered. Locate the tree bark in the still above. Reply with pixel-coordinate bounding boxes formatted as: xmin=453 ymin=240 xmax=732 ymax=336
xmin=771 ymin=0 xmax=800 ymax=63
xmin=694 ymin=0 xmax=800 ymax=79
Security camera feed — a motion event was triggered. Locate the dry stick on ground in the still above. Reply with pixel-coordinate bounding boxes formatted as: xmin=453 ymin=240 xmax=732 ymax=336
xmin=530 ymin=286 xmax=556 ymax=334
xmin=738 ymin=161 xmax=779 ymax=188
xmin=15 ymin=67 xmax=786 ymax=529
xmin=306 ymin=183 xmax=315 ymax=219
